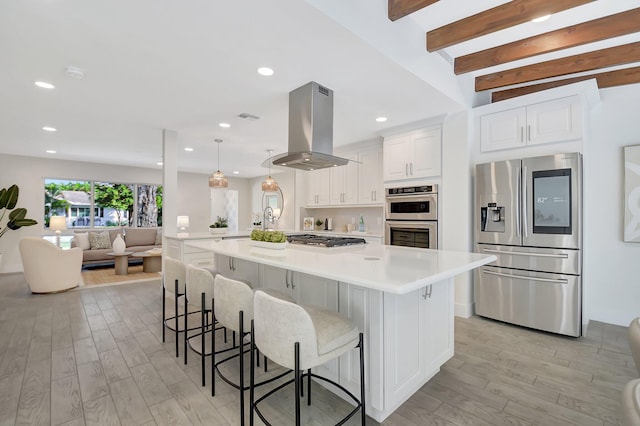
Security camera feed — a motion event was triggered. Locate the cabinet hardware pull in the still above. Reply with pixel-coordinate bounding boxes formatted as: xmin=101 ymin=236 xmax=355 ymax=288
xmin=528 ymin=125 xmax=531 ymax=141
xmin=523 ymin=166 xmax=528 ymax=238
xmin=405 ymin=163 xmax=408 ymax=176
xmin=422 ymin=285 xmax=432 ymax=299
xmin=286 ymin=270 xmax=290 ymax=288
xmin=483 ymin=269 xmax=568 ymax=284
xmin=516 ymin=168 xmax=521 ymax=238
xmin=291 ymin=274 xmax=295 ymax=290
xmin=482 ymin=248 xmax=568 ymax=259
xmin=520 ymin=126 xmax=524 ymax=142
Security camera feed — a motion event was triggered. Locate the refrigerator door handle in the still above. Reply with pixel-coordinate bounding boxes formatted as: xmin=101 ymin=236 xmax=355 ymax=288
xmin=522 ymin=166 xmax=528 ymax=238
xmin=516 ymin=167 xmax=521 ymax=238
xmin=482 ymin=248 xmax=569 ymax=259
xmin=482 ymin=269 xmax=568 ymax=284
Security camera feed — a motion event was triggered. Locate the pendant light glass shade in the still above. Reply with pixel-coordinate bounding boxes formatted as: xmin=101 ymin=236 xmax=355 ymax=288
xmin=261 ymin=149 xmax=279 ymax=192
xmin=209 ymin=139 xmax=228 ymax=188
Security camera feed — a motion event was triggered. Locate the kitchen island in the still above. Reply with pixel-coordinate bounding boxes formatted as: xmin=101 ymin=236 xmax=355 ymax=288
xmin=184 ymin=239 xmax=495 ymax=422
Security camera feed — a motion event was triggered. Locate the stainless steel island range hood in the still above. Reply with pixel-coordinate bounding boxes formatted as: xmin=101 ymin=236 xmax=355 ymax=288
xmin=273 ymin=81 xmax=349 ymax=171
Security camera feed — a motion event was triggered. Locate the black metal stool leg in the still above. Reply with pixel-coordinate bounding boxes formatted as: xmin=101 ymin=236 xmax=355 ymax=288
xmin=184 ymin=290 xmax=188 ymax=365
xmin=174 ymin=279 xmax=179 ymax=357
xmin=239 ymin=310 xmax=245 ymax=426
xmin=212 ymin=296 xmax=216 ymax=397
xmin=162 ymin=285 xmax=166 ymax=342
xmin=359 ymin=333 xmax=366 ymax=425
xmin=249 ymin=320 xmax=255 ymax=426
xmin=294 ymin=342 xmax=301 ymax=426
xmin=201 ymin=292 xmax=206 ymax=386
xmin=307 ymin=368 xmax=311 ymax=406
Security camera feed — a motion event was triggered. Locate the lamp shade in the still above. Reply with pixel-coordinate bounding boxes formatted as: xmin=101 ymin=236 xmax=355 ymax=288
xmin=177 ymin=216 xmax=190 ymax=230
xmin=49 ymin=216 xmax=67 ymax=232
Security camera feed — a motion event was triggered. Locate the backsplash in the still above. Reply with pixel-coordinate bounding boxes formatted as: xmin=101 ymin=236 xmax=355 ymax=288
xmin=299 ymin=206 xmax=384 ymax=234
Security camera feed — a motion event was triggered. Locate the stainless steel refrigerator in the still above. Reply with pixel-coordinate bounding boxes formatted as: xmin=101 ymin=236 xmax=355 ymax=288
xmin=474 ymin=152 xmax=582 ymax=337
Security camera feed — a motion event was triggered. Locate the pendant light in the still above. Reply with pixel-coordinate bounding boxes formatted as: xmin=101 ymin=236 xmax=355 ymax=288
xmin=209 ymin=139 xmax=228 ymax=188
xmin=261 ymin=149 xmax=279 ymax=192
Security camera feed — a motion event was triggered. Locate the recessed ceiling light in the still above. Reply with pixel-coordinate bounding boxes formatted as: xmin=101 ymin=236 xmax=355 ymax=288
xmin=46 ymin=150 xmax=56 ymax=154
xmin=219 ymin=122 xmax=230 ymax=128
xmin=157 ymin=162 xmax=163 ymax=166
xmin=35 ymin=81 xmax=55 ymax=89
xmin=376 ymin=117 xmax=388 ymax=123
xmin=233 ymin=171 xmax=240 ymax=174
xmin=257 ymin=67 xmax=274 ymax=76
xmin=42 ymin=126 xmax=57 ymax=132
xmin=531 ymin=14 xmax=551 ymax=23
xmin=184 ymin=147 xmax=194 ymax=152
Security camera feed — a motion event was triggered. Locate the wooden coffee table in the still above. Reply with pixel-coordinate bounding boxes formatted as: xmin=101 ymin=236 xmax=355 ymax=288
xmin=107 ymin=252 xmax=133 ymax=275
xmin=131 ymin=252 xmax=162 ymax=273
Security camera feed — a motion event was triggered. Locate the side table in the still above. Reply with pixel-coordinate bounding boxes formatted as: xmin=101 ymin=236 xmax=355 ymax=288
xmin=107 ymin=252 xmax=133 ymax=275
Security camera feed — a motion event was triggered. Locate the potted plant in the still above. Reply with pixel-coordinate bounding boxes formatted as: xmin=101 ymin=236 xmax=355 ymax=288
xmin=315 ymin=219 xmax=324 ymax=231
xmin=209 ymin=216 xmax=228 ymax=234
xmin=0 ymin=184 xmax=38 ymax=265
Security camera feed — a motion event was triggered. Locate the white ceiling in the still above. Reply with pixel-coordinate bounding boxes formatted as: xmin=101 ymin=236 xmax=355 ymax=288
xmin=0 ymin=0 xmax=463 ymax=178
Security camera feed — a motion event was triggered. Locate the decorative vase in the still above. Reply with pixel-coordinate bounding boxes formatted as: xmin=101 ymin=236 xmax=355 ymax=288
xmin=113 ymin=234 xmax=126 ymax=253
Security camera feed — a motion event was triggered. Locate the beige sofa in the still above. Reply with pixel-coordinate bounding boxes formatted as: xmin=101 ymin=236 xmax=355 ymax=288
xmin=71 ymin=228 xmax=162 ymax=267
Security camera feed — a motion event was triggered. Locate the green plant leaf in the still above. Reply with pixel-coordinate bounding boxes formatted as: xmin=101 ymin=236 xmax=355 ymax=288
xmin=0 ymin=185 xmax=19 ymax=209
xmin=9 ymin=208 xmax=27 ymax=221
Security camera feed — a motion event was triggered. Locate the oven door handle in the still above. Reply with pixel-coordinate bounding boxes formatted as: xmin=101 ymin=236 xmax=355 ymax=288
xmin=386 ymin=221 xmax=436 ymax=227
xmin=482 ymin=269 xmax=568 ymax=284
xmin=482 ymin=248 xmax=568 ymax=259
xmin=385 ymin=194 xmax=435 ymax=200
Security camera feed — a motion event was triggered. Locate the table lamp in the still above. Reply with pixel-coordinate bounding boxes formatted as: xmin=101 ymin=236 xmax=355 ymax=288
xmin=177 ymin=216 xmax=190 ymax=233
xmin=49 ymin=216 xmax=67 ymax=248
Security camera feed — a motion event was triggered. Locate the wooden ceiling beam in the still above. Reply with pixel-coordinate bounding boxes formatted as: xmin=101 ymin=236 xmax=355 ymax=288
xmin=456 ymin=8 xmax=640 ymax=75
xmin=475 ymin=41 xmax=640 ymax=91
xmin=427 ymin=0 xmax=594 ymax=52
xmin=490 ymin=66 xmax=640 ymax=102
xmin=388 ymin=0 xmax=439 ymax=21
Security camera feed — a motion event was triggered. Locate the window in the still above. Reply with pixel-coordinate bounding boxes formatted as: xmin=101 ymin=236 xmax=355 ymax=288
xmin=43 ymin=179 xmax=162 ymax=229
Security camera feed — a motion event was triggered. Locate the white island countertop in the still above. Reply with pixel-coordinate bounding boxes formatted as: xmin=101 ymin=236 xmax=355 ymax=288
xmin=186 ymin=239 xmax=496 ymax=294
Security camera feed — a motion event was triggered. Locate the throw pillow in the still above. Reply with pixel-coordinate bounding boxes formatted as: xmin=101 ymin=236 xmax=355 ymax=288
xmin=155 ymin=229 xmax=162 ymax=245
xmin=74 ymin=232 xmax=90 ymax=250
xmin=89 ymin=231 xmax=112 ymax=250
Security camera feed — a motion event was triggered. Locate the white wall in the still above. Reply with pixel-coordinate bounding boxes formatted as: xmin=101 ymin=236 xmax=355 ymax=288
xmin=583 ymin=85 xmax=640 ymax=326
xmin=441 ymin=111 xmax=475 ymax=317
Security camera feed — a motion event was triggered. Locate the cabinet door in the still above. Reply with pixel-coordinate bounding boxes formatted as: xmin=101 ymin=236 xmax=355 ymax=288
xmin=316 ymin=168 xmax=331 ymax=205
xmin=330 ymin=153 xmax=358 ymax=205
xmin=423 ymin=281 xmax=454 ymax=374
xmin=383 ymin=289 xmax=427 ymax=407
xmin=295 ymin=272 xmax=338 ymax=310
xmin=260 ymin=265 xmax=292 ymax=296
xmin=411 ymin=127 xmax=441 ymax=178
xmin=330 ymin=164 xmax=345 ymax=205
xmin=383 ymin=136 xmax=410 ymax=181
xmin=480 ymin=107 xmax=527 ymax=152
xmin=234 ymin=258 xmax=260 ymax=288
xmin=215 ymin=254 xmax=233 ymax=277
xmin=527 ymin=97 xmax=582 ymax=146
xmin=358 ymin=147 xmax=383 ymax=204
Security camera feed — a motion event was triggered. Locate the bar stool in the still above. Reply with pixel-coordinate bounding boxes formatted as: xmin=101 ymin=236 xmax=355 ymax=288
xmin=250 ymin=290 xmax=366 ymax=426
xmin=184 ymin=265 xmax=217 ymax=384
xmin=622 ymin=379 xmax=640 ymax=426
xmin=162 ymin=258 xmax=187 ymax=357
xmin=629 ymin=317 xmax=640 ymax=374
xmin=212 ymin=275 xmax=292 ymax=426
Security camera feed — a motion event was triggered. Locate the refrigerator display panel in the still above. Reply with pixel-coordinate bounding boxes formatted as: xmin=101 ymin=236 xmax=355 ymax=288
xmin=532 ymin=169 xmax=571 ymax=234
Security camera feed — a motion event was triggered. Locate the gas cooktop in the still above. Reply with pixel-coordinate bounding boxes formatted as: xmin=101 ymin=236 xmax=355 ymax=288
xmin=287 ymin=234 xmax=366 ymax=247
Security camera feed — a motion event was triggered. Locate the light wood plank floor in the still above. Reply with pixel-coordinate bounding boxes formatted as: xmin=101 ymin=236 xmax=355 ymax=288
xmin=0 ymin=272 xmax=635 ymax=425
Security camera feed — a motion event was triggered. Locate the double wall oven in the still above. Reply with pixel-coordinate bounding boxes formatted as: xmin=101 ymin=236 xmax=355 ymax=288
xmin=385 ymin=185 xmax=438 ymax=249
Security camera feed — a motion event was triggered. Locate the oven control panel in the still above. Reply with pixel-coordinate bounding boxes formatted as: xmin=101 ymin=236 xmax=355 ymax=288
xmin=387 ymin=184 xmax=437 ymax=196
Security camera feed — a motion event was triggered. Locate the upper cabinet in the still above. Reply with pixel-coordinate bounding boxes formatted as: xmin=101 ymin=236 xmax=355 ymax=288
xmin=306 ymin=143 xmax=383 ymax=207
xmin=480 ymin=96 xmax=582 ymax=152
xmin=383 ymin=126 xmax=442 ymax=182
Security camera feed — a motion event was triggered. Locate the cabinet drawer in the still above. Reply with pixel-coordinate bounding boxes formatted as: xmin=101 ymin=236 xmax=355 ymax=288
xmin=183 ymin=252 xmax=214 ymax=268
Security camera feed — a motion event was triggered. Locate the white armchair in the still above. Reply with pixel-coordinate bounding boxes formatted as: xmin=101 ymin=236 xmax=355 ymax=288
xmin=19 ymin=237 xmax=83 ymax=293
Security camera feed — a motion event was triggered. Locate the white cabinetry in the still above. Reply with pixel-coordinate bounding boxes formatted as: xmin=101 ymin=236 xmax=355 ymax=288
xmin=330 ymin=152 xmax=358 ymax=205
xmin=165 ymin=236 xmax=215 ymax=268
xmin=383 ymin=126 xmax=441 ymax=182
xmin=480 ymin=96 xmax=582 ymax=152
xmin=307 ymin=168 xmax=331 ymax=206
xmin=216 ymin=255 xmax=259 ymax=287
xmin=383 ymin=280 xmax=453 ymax=409
xmin=306 ymin=144 xmax=383 ymax=207
xmin=358 ymin=146 xmax=383 ymax=204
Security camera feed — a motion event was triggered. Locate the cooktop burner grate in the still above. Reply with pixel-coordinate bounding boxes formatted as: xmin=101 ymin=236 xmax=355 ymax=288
xmin=287 ymin=234 xmax=366 ymax=247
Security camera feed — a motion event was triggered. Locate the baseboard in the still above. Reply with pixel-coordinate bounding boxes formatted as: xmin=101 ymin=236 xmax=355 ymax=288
xmin=454 ymin=302 xmax=474 ymax=318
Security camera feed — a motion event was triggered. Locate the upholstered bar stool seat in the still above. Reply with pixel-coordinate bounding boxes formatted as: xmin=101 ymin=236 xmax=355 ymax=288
xmin=212 ymin=275 xmax=293 ymax=425
xmin=251 ymin=290 xmax=366 ymax=426
xmin=629 ymin=317 xmax=640 ymax=374
xmin=184 ymin=265 xmax=217 ymax=383
xmin=622 ymin=379 xmax=640 ymax=426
